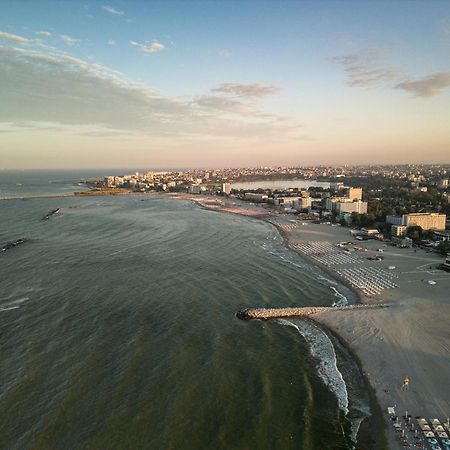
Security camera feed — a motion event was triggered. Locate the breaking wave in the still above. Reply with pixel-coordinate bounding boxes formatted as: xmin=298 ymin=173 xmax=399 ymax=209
xmin=277 ymin=317 xmax=349 ymax=413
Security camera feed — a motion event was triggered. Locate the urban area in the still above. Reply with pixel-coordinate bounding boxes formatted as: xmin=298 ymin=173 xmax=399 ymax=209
xmin=86 ymin=164 xmax=450 ymax=266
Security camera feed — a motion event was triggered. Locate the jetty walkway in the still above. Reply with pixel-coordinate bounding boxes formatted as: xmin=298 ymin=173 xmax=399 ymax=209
xmin=237 ymin=303 xmax=388 ymax=320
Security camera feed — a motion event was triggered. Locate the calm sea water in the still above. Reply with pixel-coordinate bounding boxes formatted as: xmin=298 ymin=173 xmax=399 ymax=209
xmin=0 ymin=172 xmax=368 ymax=449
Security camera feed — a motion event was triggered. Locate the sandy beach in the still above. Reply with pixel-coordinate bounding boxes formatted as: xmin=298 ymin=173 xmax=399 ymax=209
xmin=271 ymin=216 xmax=450 ymax=449
xmin=178 ymin=194 xmax=450 ymax=449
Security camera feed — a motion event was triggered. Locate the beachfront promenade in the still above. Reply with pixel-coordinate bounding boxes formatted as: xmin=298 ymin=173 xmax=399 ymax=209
xmin=237 ymin=303 xmax=388 ymax=320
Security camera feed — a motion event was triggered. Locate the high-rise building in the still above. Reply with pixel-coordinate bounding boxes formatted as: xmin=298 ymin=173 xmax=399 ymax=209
xmin=402 ymin=213 xmax=446 ymax=230
xmin=438 ymin=179 xmax=449 ymax=189
xmin=222 ymin=183 xmax=232 ymax=195
xmin=336 ymin=201 xmax=367 ymax=214
xmin=347 ymin=187 xmax=363 ymax=201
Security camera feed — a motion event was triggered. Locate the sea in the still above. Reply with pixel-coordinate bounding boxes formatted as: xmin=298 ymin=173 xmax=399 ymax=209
xmin=0 ymin=171 xmax=371 ymax=450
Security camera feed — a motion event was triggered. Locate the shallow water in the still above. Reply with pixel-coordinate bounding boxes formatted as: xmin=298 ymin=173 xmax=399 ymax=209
xmin=0 ymin=173 xmax=367 ymax=449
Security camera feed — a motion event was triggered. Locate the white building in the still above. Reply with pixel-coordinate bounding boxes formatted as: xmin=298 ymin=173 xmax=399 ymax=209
xmin=438 ymin=179 xmax=449 ymax=189
xmin=188 ymin=185 xmax=202 ymax=194
xmin=222 ymin=183 xmax=232 ymax=195
xmin=336 ymin=200 xmax=368 ymax=214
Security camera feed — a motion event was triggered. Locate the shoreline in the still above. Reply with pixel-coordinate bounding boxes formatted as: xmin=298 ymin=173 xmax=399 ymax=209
xmin=171 ymin=193 xmax=387 ymax=449
xmin=272 ymin=222 xmax=364 ymax=306
xmin=172 ymin=193 xmax=450 ymax=450
xmin=267 ymin=210 xmax=450 ymax=450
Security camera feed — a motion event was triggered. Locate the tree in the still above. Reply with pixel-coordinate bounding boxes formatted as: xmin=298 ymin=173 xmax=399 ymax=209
xmin=437 ymin=241 xmax=450 ymax=255
xmin=406 ymin=225 xmax=423 ymax=242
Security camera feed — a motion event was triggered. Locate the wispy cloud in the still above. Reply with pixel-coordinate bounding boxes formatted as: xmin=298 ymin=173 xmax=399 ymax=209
xmin=329 ymin=48 xmax=400 ymax=87
xmin=0 ymin=42 xmax=294 ymax=140
xmin=330 ymin=47 xmax=450 ymax=99
xmin=36 ymin=31 xmax=52 ymax=37
xmin=193 ymin=95 xmax=255 ymax=116
xmin=107 ymin=39 xmax=116 ymax=45
xmin=130 ymin=40 xmax=165 ymax=54
xmin=102 ymin=5 xmax=124 ymax=16
xmin=59 ymin=34 xmax=78 ymax=46
xmin=211 ymin=83 xmax=280 ymax=98
xmin=192 ymin=83 xmax=281 ymax=118
xmin=396 ymin=72 xmax=450 ymax=97
xmin=0 ymin=31 xmax=41 ymax=46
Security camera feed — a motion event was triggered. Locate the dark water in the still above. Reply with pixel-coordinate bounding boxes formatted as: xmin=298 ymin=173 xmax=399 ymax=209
xmin=0 ymin=173 xmax=369 ymax=449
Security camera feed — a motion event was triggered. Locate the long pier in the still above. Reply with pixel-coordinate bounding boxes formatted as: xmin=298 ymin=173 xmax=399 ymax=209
xmin=236 ymin=303 xmax=388 ymax=320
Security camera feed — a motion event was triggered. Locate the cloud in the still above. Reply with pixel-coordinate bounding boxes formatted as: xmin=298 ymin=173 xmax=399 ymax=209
xmin=211 ymin=82 xmax=280 ymax=98
xmin=193 ymin=95 xmax=255 ymax=116
xmin=0 ymin=31 xmax=41 ymax=46
xmin=59 ymin=34 xmax=78 ymax=46
xmin=130 ymin=40 xmax=165 ymax=53
xmin=395 ymin=72 xmax=450 ymax=97
xmin=102 ymin=5 xmax=124 ymax=15
xmin=36 ymin=31 xmax=52 ymax=37
xmin=0 ymin=44 xmax=294 ymax=141
xmin=107 ymin=39 xmax=116 ymax=45
xmin=329 ymin=48 xmax=400 ymax=87
xmin=193 ymin=83 xmax=281 ymax=117
xmin=330 ymin=47 xmax=450 ymax=99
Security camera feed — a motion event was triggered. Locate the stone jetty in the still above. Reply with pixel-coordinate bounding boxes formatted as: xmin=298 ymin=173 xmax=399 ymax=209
xmin=236 ymin=303 xmax=388 ymax=320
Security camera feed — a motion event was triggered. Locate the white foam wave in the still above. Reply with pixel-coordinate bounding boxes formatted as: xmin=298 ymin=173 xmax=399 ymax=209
xmin=0 ymin=306 xmax=20 ymax=312
xmin=278 ymin=318 xmax=349 ymax=413
xmin=10 ymin=297 xmax=29 ymax=304
xmin=330 ymin=287 xmax=348 ymax=307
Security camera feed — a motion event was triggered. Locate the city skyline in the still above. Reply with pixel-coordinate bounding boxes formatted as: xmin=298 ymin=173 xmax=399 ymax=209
xmin=1 ymin=0 xmax=450 ymax=169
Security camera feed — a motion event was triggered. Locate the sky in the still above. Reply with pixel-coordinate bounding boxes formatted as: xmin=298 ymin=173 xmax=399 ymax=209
xmin=0 ymin=0 xmax=449 ymax=170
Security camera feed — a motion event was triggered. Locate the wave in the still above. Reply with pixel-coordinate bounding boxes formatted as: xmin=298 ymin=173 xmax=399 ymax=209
xmin=0 ymin=306 xmax=20 ymax=312
xmin=10 ymin=297 xmax=29 ymax=304
xmin=277 ymin=317 xmax=349 ymax=413
xmin=330 ymin=287 xmax=348 ymax=307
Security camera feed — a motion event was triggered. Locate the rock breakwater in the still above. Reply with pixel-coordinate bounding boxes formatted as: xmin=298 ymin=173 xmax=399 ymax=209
xmin=237 ymin=303 xmax=388 ymax=320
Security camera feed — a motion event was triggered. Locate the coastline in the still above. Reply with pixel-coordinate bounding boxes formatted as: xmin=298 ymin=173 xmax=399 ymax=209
xmin=171 ymin=193 xmax=388 ymax=449
xmin=172 ymin=193 xmax=450 ymax=450
xmin=266 ymin=210 xmax=450 ymax=450
xmin=273 ymin=223 xmax=363 ymax=306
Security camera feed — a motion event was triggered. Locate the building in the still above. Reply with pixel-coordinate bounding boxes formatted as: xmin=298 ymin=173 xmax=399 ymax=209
xmin=346 ymin=187 xmax=363 ymax=201
xmin=222 ymin=183 xmax=232 ymax=195
xmin=386 ymin=215 xmax=404 ymax=226
xmin=274 ymin=196 xmax=300 ymax=208
xmin=244 ymin=193 xmax=268 ymax=202
xmin=403 ymin=213 xmax=446 ymax=230
xmin=438 ymin=179 xmax=449 ymax=189
xmin=386 ymin=213 xmax=446 ymax=231
xmin=330 ymin=181 xmax=344 ymax=190
xmin=325 ymin=187 xmax=364 ymax=212
xmin=336 ymin=200 xmax=368 ymax=214
xmin=188 ymin=184 xmax=202 ymax=194
xmin=294 ymin=196 xmax=312 ymax=211
xmin=433 ymin=230 xmax=450 ymax=242
xmin=391 ymin=225 xmax=407 ymax=237
xmin=104 ymin=176 xmax=115 ymax=187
